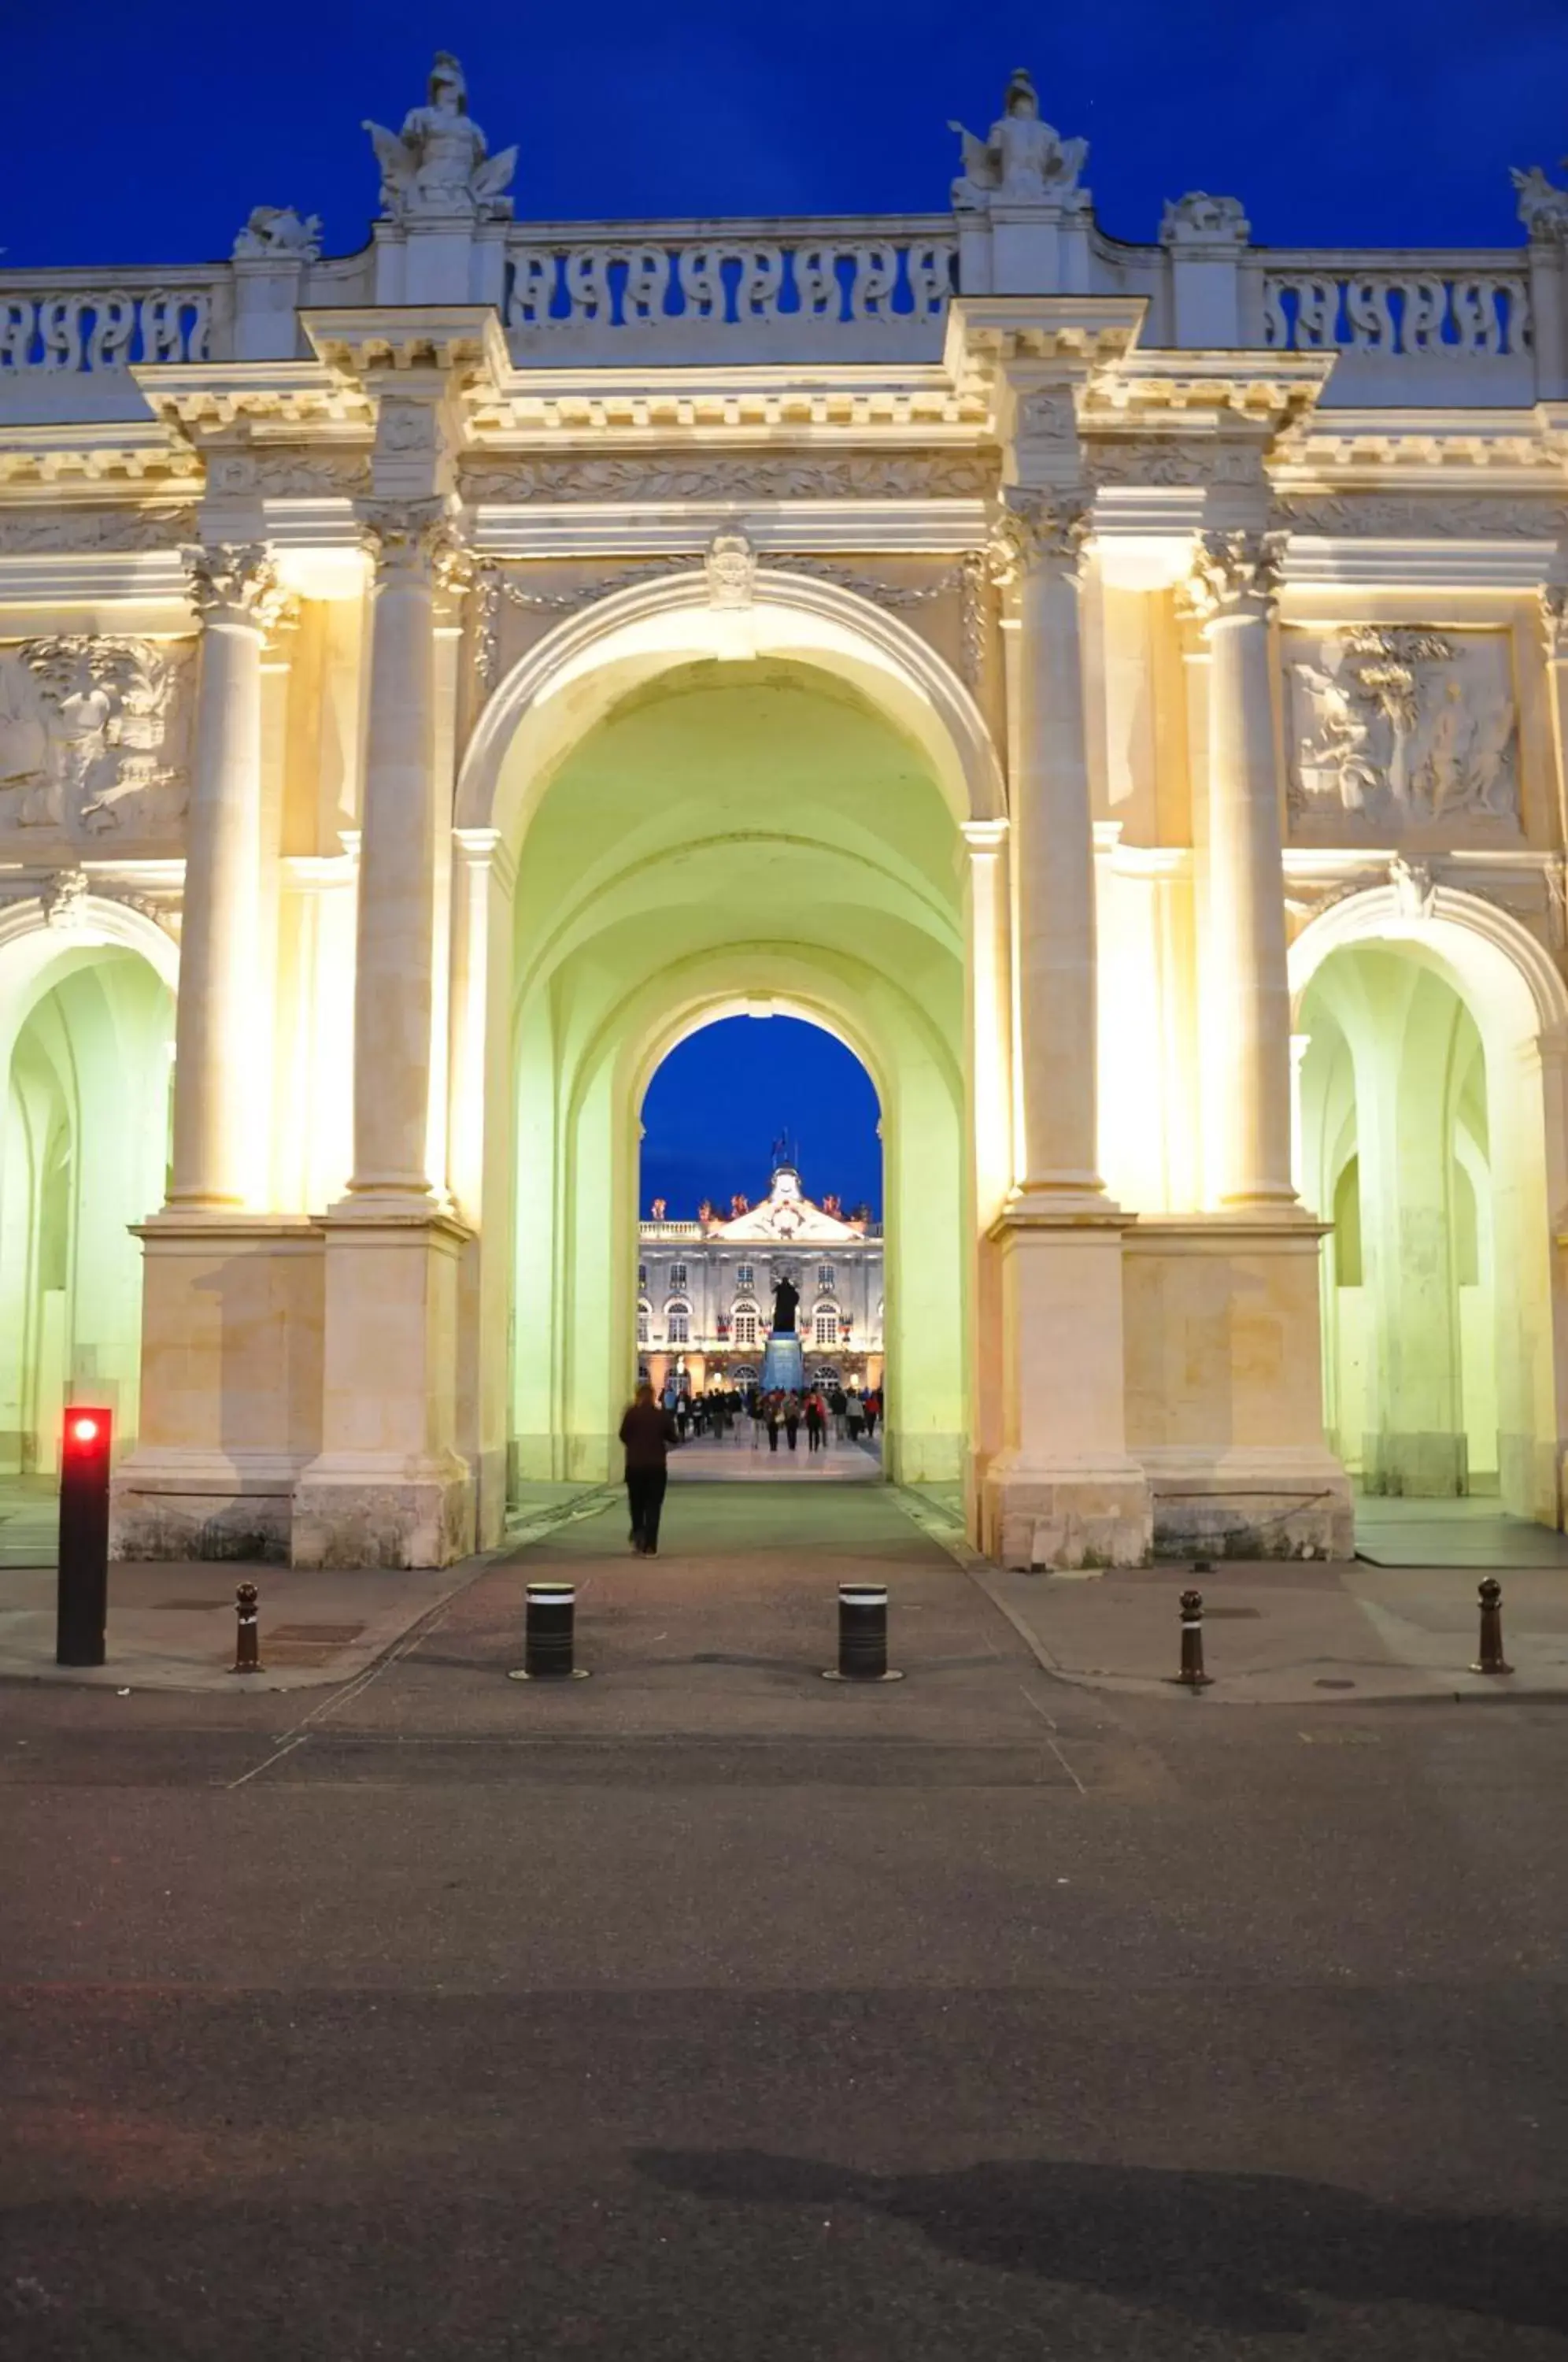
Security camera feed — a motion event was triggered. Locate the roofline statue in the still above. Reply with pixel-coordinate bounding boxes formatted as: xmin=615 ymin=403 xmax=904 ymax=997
xmin=364 ymin=52 xmax=516 ymax=224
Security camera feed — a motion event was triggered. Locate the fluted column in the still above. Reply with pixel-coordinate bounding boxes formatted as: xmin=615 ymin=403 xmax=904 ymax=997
xmin=994 ymin=489 xmax=1105 ymax=1200
xmin=169 ymin=543 xmax=287 ymax=1206
xmin=349 ymin=498 xmax=462 ymax=1199
xmin=1190 ymin=529 xmax=1296 ymax=1208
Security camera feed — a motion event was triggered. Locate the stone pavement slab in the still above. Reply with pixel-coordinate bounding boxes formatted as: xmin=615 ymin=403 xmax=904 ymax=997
xmin=934 ymin=1538 xmax=1568 ymax=1705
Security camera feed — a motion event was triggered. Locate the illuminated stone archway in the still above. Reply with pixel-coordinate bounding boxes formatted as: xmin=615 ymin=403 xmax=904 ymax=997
xmin=0 ymin=899 xmax=176 ymax=1473
xmin=454 ymin=572 xmax=988 ymax=1505
xmin=1291 ymin=887 xmax=1568 ymax=1525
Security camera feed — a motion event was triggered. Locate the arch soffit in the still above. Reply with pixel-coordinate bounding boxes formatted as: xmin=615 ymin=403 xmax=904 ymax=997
xmin=1289 ymin=886 xmax=1568 ymax=1051
xmin=457 ymin=568 xmax=1005 ymax=844
xmin=0 ymin=897 xmax=179 ymax=1059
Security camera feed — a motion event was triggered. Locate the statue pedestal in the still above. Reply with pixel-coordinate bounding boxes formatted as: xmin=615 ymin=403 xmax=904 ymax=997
xmin=761 ymin=1333 xmax=804 ymax=1393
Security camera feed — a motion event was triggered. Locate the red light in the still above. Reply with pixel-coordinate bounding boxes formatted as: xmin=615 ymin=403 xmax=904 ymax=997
xmin=69 ymin=1416 xmax=99 ymax=1445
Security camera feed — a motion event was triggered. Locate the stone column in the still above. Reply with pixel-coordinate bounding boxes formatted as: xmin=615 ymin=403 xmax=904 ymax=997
xmin=168 ymin=543 xmax=287 ymax=1207
xmin=995 ymin=488 xmax=1104 ymax=1201
xmin=1190 ymin=530 xmax=1296 ymax=1209
xmin=1540 ymin=587 xmax=1568 ymax=847
xmin=982 ymin=490 xmax=1150 ymax=1571
xmin=349 ymin=498 xmax=459 ymax=1199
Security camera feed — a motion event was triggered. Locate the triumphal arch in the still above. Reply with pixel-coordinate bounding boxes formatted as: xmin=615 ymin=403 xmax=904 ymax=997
xmin=3 ymin=55 xmax=1568 ymax=1571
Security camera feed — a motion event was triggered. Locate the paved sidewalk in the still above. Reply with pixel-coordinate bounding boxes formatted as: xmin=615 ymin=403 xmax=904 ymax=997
xmin=897 ymin=1493 xmax=1568 ymax=1704
xmin=0 ymin=1483 xmax=612 ymax=1692
xmin=669 ymin=1428 xmax=882 ymax=1482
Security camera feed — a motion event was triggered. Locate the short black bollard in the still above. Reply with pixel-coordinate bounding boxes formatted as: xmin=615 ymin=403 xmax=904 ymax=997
xmin=823 ymin=1583 xmax=904 ymax=1683
xmin=508 ymin=1582 xmax=590 ymax=1682
xmin=231 ymin=1581 xmax=264 ymax=1674
xmin=1170 ymin=1586 xmax=1212 ymax=1690
xmin=56 ymin=1407 xmax=112 ymax=1669
xmin=1472 ymin=1576 xmax=1514 ymax=1677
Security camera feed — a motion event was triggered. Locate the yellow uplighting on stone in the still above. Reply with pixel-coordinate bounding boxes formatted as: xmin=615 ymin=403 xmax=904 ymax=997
xmin=0 ymin=58 xmax=1565 ymax=1568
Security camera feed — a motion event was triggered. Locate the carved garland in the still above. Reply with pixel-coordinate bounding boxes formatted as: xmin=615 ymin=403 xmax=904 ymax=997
xmin=472 ymin=549 xmax=993 ymax=691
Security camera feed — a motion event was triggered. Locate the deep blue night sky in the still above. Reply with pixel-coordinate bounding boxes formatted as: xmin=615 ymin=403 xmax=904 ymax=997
xmin=13 ymin=2 xmax=1561 ymax=1220
xmin=641 ymin=1017 xmax=882 ymax=1218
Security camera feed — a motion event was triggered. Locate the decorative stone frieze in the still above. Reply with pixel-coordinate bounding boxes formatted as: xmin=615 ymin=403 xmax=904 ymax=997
xmin=1277 ymin=494 xmax=1568 ymax=539
xmin=1089 ymin=439 xmax=1260 ymax=487
xmin=460 ymin=454 xmax=996 ymax=505
xmin=1285 ymin=626 xmax=1520 ymax=830
xmin=0 ymin=634 xmax=194 ymax=839
xmin=0 ymin=505 xmax=198 ymax=553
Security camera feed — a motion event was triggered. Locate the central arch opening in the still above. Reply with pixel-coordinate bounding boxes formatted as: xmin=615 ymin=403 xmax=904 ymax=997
xmin=636 ymin=1009 xmax=886 ymax=1474
xmin=502 ymin=644 xmax=969 ymax=1499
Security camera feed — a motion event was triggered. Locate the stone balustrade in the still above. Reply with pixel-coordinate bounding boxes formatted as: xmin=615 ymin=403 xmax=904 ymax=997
xmin=0 ymin=276 xmax=218 ymax=372
xmin=504 ymin=218 xmax=958 ymax=335
xmin=1259 ymin=257 xmax=1531 ymax=358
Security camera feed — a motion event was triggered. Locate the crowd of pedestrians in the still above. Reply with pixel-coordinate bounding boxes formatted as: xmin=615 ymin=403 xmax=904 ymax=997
xmin=653 ymin=1378 xmax=883 ymax=1457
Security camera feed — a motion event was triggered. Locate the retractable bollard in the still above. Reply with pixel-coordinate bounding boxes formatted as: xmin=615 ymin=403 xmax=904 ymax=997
xmin=1472 ymin=1576 xmax=1514 ymax=1676
xmin=56 ymin=1407 xmax=112 ymax=1669
xmin=1170 ymin=1586 xmax=1212 ymax=1690
xmin=823 ymin=1583 xmax=904 ymax=1683
xmin=231 ymin=1581 xmax=264 ymax=1674
xmin=508 ymin=1582 xmax=590 ymax=1682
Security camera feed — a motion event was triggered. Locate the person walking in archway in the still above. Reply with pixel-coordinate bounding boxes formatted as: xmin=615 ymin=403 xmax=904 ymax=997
xmin=845 ymin=1386 xmax=864 ymax=1446
xmin=765 ymin=1394 xmax=782 ymax=1453
xmin=805 ymin=1390 xmax=825 ymax=1455
xmin=619 ymin=1380 xmax=679 ymax=1556
xmin=784 ymin=1392 xmax=801 ymax=1453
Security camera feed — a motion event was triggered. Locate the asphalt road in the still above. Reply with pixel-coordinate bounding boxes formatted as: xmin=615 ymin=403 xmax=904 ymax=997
xmin=2 ymin=1485 xmax=1566 ymax=2359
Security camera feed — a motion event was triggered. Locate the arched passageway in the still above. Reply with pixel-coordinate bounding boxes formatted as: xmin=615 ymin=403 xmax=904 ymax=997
xmin=0 ymin=931 xmax=173 ymax=1472
xmin=1292 ymin=889 xmax=1568 ymax=1527
xmin=500 ymin=648 xmax=970 ymax=1493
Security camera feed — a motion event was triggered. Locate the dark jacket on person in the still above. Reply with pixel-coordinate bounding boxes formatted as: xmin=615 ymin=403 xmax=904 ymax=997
xmin=619 ymin=1401 xmax=679 ymax=1472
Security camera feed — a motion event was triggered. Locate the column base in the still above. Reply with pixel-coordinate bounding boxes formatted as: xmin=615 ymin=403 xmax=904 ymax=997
xmin=982 ymin=1454 xmax=1153 ymax=1572
xmin=111 ymin=1449 xmax=310 ymax=1564
xmin=1138 ymin=1446 xmax=1355 ymax=1561
xmin=290 ymin=1452 xmax=473 ymax=1572
xmin=290 ymin=1205 xmax=475 ymax=1569
xmin=112 ymin=1214 xmax=325 ymax=1563
xmin=1361 ymin=1431 xmax=1468 ymax=1498
xmin=983 ymin=1203 xmax=1152 ymax=1571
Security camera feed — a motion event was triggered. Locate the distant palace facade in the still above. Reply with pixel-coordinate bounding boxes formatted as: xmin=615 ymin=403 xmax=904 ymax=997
xmin=3 ymin=54 xmax=1568 ymax=1569
xmin=637 ymin=1165 xmax=884 ymax=1398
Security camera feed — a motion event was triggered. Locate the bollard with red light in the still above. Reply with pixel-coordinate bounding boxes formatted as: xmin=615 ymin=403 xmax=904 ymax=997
xmin=56 ymin=1406 xmax=112 ymax=1668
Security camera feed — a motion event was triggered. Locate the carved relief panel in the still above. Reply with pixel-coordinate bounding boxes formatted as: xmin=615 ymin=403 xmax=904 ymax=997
xmin=1283 ymin=627 xmax=1521 ymax=839
xmin=0 ymin=635 xmax=194 ymax=843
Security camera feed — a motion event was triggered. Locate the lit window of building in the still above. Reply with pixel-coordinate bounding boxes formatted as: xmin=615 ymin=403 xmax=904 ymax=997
xmin=637 ymin=1301 xmax=650 ymax=1345
xmin=818 ymin=1264 xmax=835 ymax=1289
xmin=670 ymin=1263 xmax=686 ymax=1290
xmin=737 ymin=1264 xmax=753 ymax=1290
xmin=733 ymin=1305 xmax=758 ymax=1346
xmin=814 ymin=1307 xmax=838 ymax=1345
xmin=667 ymin=1302 xmax=690 ymax=1343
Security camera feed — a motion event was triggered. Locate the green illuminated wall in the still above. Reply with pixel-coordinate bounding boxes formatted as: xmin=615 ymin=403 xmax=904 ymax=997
xmin=506 ymin=657 xmax=967 ymax=1485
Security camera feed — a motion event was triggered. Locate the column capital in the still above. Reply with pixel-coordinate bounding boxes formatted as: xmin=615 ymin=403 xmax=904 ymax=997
xmin=357 ymin=496 xmax=470 ymax=590
xmin=1187 ymin=528 xmax=1288 ymax=628
xmin=988 ymin=487 xmax=1093 ymax=590
xmin=183 ymin=541 xmax=290 ymax=632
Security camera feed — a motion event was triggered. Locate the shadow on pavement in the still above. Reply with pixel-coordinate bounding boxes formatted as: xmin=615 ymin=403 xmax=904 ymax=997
xmin=635 ymin=2146 xmax=1566 ymax=2337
